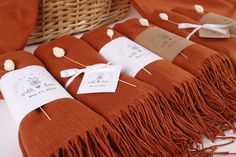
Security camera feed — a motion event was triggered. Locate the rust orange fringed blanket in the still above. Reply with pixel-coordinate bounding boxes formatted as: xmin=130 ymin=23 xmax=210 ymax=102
xmin=131 ymin=0 xmax=236 ymax=19
xmin=81 ymin=27 xmax=235 ymax=150
xmin=115 ymin=16 xmax=236 ymax=116
xmin=0 ymin=51 xmax=125 ymax=157
xmin=0 ymin=1 xmax=38 ymax=53
xmin=142 ymin=11 xmax=236 ymax=114
xmin=169 ymin=6 xmax=236 ymax=67
xmin=225 ymin=0 xmax=236 ymax=7
xmin=131 ymin=0 xmax=236 ymax=66
xmin=35 ymin=35 xmax=191 ymax=157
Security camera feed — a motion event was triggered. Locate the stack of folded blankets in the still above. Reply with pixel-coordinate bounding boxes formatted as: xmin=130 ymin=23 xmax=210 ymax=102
xmin=0 ymin=0 xmax=236 ymax=157
xmin=113 ymin=18 xmax=236 ymax=119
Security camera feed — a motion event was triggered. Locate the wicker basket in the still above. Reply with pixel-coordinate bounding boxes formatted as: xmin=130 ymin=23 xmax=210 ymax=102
xmin=28 ymin=0 xmax=130 ymax=44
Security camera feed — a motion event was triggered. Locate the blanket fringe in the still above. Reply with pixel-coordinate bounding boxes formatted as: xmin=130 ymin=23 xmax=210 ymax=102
xmin=166 ymin=78 xmax=225 ymax=142
xmin=197 ymin=54 xmax=236 ymax=125
xmin=165 ymin=76 xmax=236 ymax=156
xmin=192 ymin=78 xmax=235 ymax=136
xmin=50 ymin=92 xmax=189 ymax=157
xmin=22 ymin=82 xmax=233 ymax=157
xmin=109 ymin=91 xmax=191 ymax=157
xmin=50 ymin=124 xmax=120 ymax=157
xmin=191 ymin=137 xmax=236 ymax=157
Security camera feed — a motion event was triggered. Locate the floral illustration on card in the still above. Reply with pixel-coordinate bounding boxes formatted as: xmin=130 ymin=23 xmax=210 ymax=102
xmin=28 ymin=76 xmax=41 ymax=88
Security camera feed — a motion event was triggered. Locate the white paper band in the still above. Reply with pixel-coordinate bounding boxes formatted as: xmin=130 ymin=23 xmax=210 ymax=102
xmin=99 ymin=37 xmax=162 ymax=77
xmin=0 ymin=65 xmax=72 ymax=127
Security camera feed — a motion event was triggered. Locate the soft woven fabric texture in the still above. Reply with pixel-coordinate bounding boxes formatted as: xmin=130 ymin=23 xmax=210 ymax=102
xmin=35 ymin=35 xmax=191 ymax=157
xmin=0 ymin=1 xmax=38 ymax=53
xmin=113 ymin=17 xmax=236 ymax=115
xmin=225 ymin=0 xmax=236 ymax=7
xmin=169 ymin=6 xmax=236 ymax=68
xmin=140 ymin=11 xmax=236 ymax=116
xmin=131 ymin=0 xmax=236 ymax=19
xmin=81 ymin=27 xmax=235 ymax=155
xmin=0 ymin=51 xmax=124 ymax=157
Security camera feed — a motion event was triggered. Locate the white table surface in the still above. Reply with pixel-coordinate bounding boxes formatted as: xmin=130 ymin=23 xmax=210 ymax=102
xmin=0 ymin=6 xmax=235 ymax=157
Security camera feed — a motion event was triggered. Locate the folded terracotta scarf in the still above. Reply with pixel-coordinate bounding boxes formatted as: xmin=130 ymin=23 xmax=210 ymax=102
xmin=34 ymin=35 xmax=190 ymax=157
xmin=225 ymin=0 xmax=236 ymax=7
xmin=170 ymin=7 xmax=236 ymax=67
xmin=81 ymin=27 xmax=235 ymax=141
xmin=0 ymin=1 xmax=38 ymax=53
xmin=0 ymin=51 xmax=125 ymax=157
xmin=138 ymin=12 xmax=236 ymax=114
xmin=131 ymin=0 xmax=236 ymax=19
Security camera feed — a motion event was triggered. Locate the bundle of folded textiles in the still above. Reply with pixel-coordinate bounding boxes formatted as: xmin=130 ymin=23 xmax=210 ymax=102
xmin=0 ymin=0 xmax=236 ymax=157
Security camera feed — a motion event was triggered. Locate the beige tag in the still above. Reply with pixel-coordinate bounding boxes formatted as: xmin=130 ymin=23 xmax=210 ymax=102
xmin=135 ymin=27 xmax=193 ymax=61
xmin=199 ymin=28 xmax=231 ymax=38
xmin=199 ymin=12 xmax=236 ymax=37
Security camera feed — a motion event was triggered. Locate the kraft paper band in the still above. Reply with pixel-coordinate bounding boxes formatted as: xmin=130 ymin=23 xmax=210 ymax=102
xmin=199 ymin=12 xmax=236 ymax=35
xmin=135 ymin=27 xmax=193 ymax=62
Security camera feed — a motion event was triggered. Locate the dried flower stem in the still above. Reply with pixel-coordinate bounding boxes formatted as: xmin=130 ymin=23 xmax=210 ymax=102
xmin=143 ymin=68 xmax=152 ymax=75
xmin=40 ymin=107 xmax=51 ymax=120
xmin=63 ymin=56 xmax=86 ymax=67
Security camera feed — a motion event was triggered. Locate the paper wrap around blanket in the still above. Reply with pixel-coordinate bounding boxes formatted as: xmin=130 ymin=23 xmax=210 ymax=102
xmin=135 ymin=27 xmax=193 ymax=61
xmin=114 ymin=18 xmax=236 ymax=127
xmin=82 ymin=27 xmax=236 ymax=155
xmin=0 ymin=65 xmax=72 ymax=126
xmin=99 ymin=37 xmax=162 ymax=76
xmin=168 ymin=7 xmax=236 ymax=67
xmin=35 ymin=35 xmax=194 ymax=156
xmin=0 ymin=51 xmax=128 ymax=157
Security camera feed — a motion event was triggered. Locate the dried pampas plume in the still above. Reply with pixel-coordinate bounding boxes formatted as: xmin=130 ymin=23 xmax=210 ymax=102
xmin=53 ymin=47 xmax=65 ymax=58
xmin=159 ymin=13 xmax=169 ymax=21
xmin=107 ymin=29 xmax=114 ymax=39
xmin=4 ymin=59 xmax=15 ymax=71
xmin=139 ymin=18 xmax=150 ymax=27
xmin=194 ymin=4 xmax=205 ymax=13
